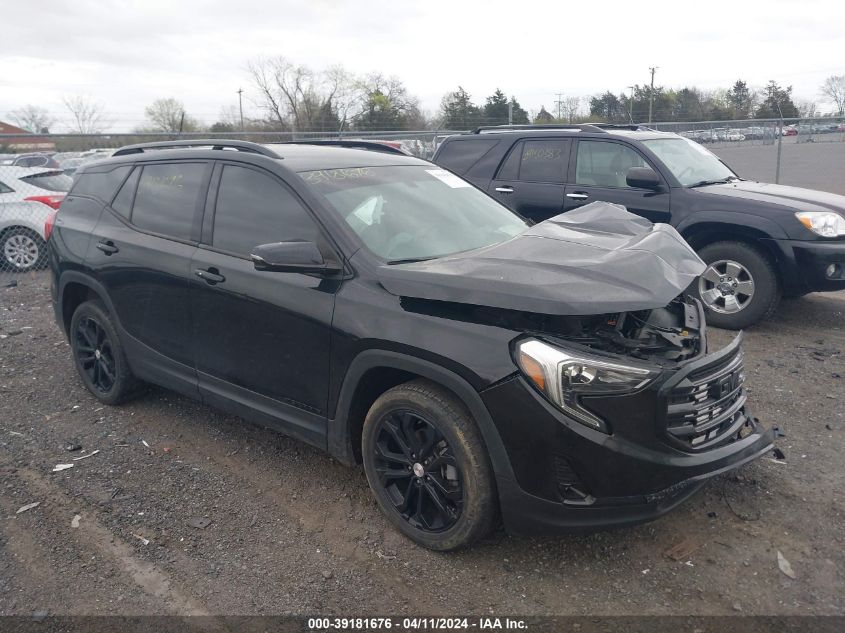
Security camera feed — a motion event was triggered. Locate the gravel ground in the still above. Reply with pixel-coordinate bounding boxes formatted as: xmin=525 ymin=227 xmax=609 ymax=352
xmin=0 ymin=272 xmax=843 ymax=617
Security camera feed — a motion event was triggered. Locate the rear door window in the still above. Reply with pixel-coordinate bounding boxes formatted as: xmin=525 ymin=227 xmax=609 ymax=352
xmin=130 ymin=163 xmax=206 ymax=240
xmin=435 ymin=139 xmax=500 ymax=174
xmin=517 ymin=139 xmax=570 ymax=183
xmin=211 ymin=164 xmax=319 ymax=256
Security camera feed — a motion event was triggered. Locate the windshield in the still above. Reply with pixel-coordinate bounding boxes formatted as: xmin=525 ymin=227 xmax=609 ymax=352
xmin=302 ymin=165 xmax=528 ymax=262
xmin=642 ymin=137 xmax=737 ymax=187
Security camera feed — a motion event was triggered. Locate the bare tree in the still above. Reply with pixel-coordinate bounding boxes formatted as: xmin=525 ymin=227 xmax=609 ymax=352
xmin=797 ymin=100 xmax=818 ymax=118
xmin=143 ymin=98 xmax=198 ymax=133
xmin=562 ymin=96 xmax=581 ymax=123
xmin=62 ymin=95 xmax=110 ymax=134
xmin=324 ymin=65 xmax=364 ymax=131
xmin=9 ymin=104 xmax=55 ymax=133
xmin=820 ymin=75 xmax=845 ymax=116
xmin=247 ymin=56 xmax=320 ymax=131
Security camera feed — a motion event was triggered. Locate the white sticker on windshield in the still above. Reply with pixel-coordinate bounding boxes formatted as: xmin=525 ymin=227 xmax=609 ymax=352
xmin=426 ymin=169 xmax=471 ymax=188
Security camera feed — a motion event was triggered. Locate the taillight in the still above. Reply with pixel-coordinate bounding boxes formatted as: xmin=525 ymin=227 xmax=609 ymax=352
xmin=44 ymin=210 xmax=58 ymax=241
xmin=25 ymin=194 xmax=65 ymax=210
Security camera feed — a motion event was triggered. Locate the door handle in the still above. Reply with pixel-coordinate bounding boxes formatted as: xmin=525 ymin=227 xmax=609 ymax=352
xmin=566 ymin=193 xmax=589 ymax=200
xmin=194 ymin=268 xmax=225 ymax=284
xmin=495 ymin=186 xmax=514 ymax=193
xmin=96 ymin=240 xmax=119 ymax=255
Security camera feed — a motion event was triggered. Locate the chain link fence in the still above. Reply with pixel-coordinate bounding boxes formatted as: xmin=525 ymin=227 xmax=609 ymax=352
xmin=1 ymin=120 xmax=843 ymax=283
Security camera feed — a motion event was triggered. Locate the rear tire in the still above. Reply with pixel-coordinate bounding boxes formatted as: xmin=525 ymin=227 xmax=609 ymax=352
xmin=693 ymin=241 xmax=781 ymax=330
xmin=1 ymin=227 xmax=45 ymax=272
xmin=362 ymin=379 xmax=497 ymax=551
xmin=69 ymin=300 xmax=145 ymax=405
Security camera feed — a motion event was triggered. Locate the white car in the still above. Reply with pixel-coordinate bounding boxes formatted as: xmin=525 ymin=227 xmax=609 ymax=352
xmin=0 ymin=166 xmax=72 ymax=271
xmin=726 ymin=129 xmax=746 ymax=142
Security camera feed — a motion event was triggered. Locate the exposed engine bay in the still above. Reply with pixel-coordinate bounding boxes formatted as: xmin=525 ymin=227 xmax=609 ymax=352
xmin=402 ymin=295 xmax=703 ymax=364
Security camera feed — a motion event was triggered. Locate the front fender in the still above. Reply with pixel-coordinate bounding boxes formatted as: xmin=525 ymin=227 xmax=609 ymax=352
xmin=328 ymin=348 xmax=516 ymax=485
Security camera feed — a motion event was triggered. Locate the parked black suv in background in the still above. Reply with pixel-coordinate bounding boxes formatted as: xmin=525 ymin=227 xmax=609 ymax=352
xmin=434 ymin=124 xmax=845 ymax=329
xmin=49 ymin=140 xmax=773 ymax=550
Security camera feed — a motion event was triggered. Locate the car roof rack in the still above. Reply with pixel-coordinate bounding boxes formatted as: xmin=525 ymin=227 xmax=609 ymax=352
xmin=280 ymin=139 xmax=411 ymax=156
xmin=472 ymin=123 xmax=656 ymax=134
xmin=112 ymin=139 xmax=282 ymax=158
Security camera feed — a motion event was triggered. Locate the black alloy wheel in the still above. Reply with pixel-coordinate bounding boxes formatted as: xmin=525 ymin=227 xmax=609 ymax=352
xmin=74 ymin=315 xmax=117 ymax=393
xmin=362 ymin=379 xmax=496 ymax=550
xmin=69 ymin=300 xmax=145 ymax=405
xmin=372 ymin=409 xmax=464 ymax=532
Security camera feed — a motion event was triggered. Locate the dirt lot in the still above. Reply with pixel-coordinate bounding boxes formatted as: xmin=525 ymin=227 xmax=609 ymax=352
xmin=0 ymin=272 xmax=843 ymax=617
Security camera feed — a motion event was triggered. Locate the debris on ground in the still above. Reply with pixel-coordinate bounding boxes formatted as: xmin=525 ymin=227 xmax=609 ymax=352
xmin=777 ymin=551 xmax=797 ymax=579
xmin=664 ymin=537 xmax=701 ymax=562
xmin=16 ymin=502 xmax=41 ymax=514
xmin=321 ymin=570 xmax=333 ymax=580
xmin=187 ymin=517 xmax=212 ymax=529
xmin=65 ymin=443 xmax=82 ymax=452
xmin=52 ymin=463 xmax=74 ymax=472
xmin=71 ymin=514 xmax=81 ymax=528
xmin=141 ymin=440 xmax=150 ymax=448
xmin=31 ymin=609 xmax=49 ymax=622
xmin=72 ymin=449 xmax=100 ymax=461
xmin=133 ymin=533 xmax=150 ymax=546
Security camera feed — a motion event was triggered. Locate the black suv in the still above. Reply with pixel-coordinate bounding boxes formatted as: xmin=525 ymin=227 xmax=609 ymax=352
xmin=434 ymin=124 xmax=845 ymax=329
xmin=49 ymin=139 xmax=774 ymax=550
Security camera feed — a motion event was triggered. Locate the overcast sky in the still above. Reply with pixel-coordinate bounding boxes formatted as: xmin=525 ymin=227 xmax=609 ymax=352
xmin=2 ymin=0 xmax=843 ymax=131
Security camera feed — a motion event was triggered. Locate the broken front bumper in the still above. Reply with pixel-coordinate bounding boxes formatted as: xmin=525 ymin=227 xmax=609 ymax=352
xmin=481 ymin=335 xmax=775 ymax=535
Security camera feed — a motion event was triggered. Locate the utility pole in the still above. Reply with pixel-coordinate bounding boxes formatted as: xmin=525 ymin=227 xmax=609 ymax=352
xmin=648 ymin=66 xmax=658 ymax=124
xmin=508 ymin=101 xmax=513 ymax=126
xmin=555 ymin=93 xmax=564 ymax=120
xmin=627 ymin=85 xmax=635 ymax=123
xmin=237 ymin=88 xmax=244 ymax=131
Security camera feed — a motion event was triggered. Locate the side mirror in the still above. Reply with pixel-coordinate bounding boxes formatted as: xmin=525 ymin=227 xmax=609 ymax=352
xmin=250 ymin=241 xmax=340 ymax=274
xmin=626 ymin=167 xmax=661 ymax=190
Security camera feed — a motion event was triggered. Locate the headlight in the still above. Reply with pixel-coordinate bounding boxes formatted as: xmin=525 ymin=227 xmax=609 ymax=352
xmin=515 ymin=338 xmax=659 ymax=432
xmin=795 ymin=211 xmax=845 ymax=237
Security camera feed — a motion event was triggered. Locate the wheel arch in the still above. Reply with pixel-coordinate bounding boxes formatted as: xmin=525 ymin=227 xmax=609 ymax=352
xmin=678 ymin=217 xmax=795 ymax=286
xmin=328 ymin=350 xmax=516 ymax=484
xmin=57 ymin=272 xmax=118 ymax=337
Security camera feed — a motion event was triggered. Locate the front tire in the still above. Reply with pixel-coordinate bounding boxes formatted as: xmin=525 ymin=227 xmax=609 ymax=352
xmin=693 ymin=241 xmax=781 ymax=330
xmin=362 ymin=379 xmax=497 ymax=551
xmin=69 ymin=300 xmax=145 ymax=405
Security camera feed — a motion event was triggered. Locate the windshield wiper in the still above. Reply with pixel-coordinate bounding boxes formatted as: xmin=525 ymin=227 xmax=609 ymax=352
xmin=386 ymin=256 xmax=438 ymax=265
xmin=688 ymin=176 xmax=739 ymax=188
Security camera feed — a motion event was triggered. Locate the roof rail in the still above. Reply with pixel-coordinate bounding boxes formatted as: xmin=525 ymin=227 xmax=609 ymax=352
xmin=591 ymin=123 xmax=656 ymax=131
xmin=112 ymin=139 xmax=281 ymax=158
xmin=281 ymin=139 xmax=411 ymax=156
xmin=472 ymin=124 xmax=608 ymax=134
xmin=472 ymin=123 xmax=658 ymax=134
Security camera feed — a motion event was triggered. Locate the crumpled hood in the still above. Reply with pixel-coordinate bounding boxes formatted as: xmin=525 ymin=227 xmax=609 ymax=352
xmin=377 ymin=201 xmax=706 ymax=316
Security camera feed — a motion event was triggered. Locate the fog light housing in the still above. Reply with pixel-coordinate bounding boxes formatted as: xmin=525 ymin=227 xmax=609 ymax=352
xmin=826 ymin=263 xmax=842 ymax=279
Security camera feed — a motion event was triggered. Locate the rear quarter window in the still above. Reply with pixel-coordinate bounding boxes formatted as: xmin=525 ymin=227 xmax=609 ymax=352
xmin=71 ymin=165 xmax=132 ymax=201
xmin=435 ymin=139 xmax=500 ymax=175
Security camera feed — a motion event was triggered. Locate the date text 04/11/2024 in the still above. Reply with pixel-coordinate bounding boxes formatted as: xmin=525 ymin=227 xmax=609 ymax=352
xmin=307 ymin=617 xmax=528 ymax=630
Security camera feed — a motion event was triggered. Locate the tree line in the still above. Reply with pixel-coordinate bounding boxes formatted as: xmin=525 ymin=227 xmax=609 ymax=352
xmin=5 ymin=59 xmax=845 ymax=136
